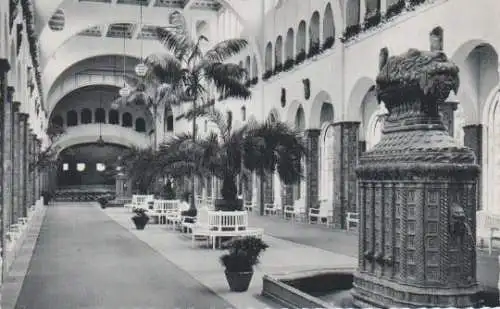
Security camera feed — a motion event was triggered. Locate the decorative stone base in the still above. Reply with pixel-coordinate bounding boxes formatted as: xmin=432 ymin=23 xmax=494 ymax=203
xmin=352 ymin=273 xmax=480 ymax=308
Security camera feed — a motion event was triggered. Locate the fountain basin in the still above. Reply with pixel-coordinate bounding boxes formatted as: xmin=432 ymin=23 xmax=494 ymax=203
xmin=261 ymin=267 xmax=355 ymax=308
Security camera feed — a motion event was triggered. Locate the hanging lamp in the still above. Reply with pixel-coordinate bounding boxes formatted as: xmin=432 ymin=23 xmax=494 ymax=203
xmin=135 ymin=2 xmax=147 ymax=77
xmin=119 ymin=27 xmax=130 ymax=99
xmin=97 ymin=91 xmax=105 ymax=147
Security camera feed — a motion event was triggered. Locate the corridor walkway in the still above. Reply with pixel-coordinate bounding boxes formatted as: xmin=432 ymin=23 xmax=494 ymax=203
xmin=14 ymin=203 xmax=233 ymax=309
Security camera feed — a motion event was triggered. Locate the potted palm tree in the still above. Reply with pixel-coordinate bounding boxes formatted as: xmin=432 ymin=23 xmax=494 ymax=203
xmin=131 ymin=208 xmax=149 ymax=230
xmin=220 ymin=236 xmax=268 ymax=292
xmin=143 ymin=26 xmax=251 ymax=209
xmin=158 ymin=110 xmax=306 ymax=212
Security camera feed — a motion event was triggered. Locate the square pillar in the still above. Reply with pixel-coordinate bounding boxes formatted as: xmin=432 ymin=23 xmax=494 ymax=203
xmin=263 ymin=172 xmax=273 ymax=204
xmin=12 ymin=102 xmax=20 ymax=224
xmin=26 ymin=131 xmax=34 ymax=208
xmin=19 ymin=113 xmax=29 ymax=217
xmin=0 ymin=58 xmax=11 ymax=288
xmin=304 ymin=129 xmax=320 ymax=212
xmin=332 ymin=121 xmax=360 ymax=229
xmin=3 ymin=87 xmax=14 ymax=230
xmin=439 ymin=101 xmax=458 ymax=137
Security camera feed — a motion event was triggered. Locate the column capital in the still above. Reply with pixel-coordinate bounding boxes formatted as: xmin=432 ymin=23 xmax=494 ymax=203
xmin=0 ymin=58 xmax=11 ymax=73
xmin=19 ymin=113 xmax=29 ymax=121
xmin=13 ymin=101 xmax=21 ymax=111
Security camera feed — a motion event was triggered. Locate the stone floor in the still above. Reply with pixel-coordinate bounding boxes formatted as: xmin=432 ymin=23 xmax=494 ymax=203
xmin=5 ymin=202 xmax=500 ymax=309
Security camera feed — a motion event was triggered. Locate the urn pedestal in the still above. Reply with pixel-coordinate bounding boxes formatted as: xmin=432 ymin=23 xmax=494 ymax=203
xmin=352 ymin=46 xmax=480 ymax=308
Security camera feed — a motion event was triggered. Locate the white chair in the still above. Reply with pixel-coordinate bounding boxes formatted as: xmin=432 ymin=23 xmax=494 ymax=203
xmin=264 ymin=203 xmax=281 ymax=216
xmin=346 ymin=212 xmax=359 ymax=230
xmin=309 ymin=200 xmax=333 ymax=226
xmin=148 ymin=199 xmax=177 ymax=224
xmin=244 ymin=200 xmax=254 ymax=212
xmin=477 ymin=210 xmax=500 ymax=255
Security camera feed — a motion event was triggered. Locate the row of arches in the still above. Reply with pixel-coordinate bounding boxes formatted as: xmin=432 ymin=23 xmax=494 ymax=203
xmin=51 ymin=109 xmax=149 ymax=133
xmin=264 ymin=3 xmax=335 ymax=73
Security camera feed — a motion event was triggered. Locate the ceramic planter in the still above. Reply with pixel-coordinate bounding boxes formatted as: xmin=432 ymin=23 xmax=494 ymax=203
xmin=132 ymin=215 xmax=149 ymax=230
xmin=224 ymin=270 xmax=253 ymax=292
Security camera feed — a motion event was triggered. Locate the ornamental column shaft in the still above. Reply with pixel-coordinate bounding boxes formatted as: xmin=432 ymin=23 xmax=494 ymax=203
xmin=19 ymin=113 xmax=29 ymax=218
xmin=304 ymin=129 xmax=320 ymax=214
xmin=26 ymin=132 xmax=33 ymax=209
xmin=12 ymin=102 xmax=20 ymax=224
xmin=0 ymin=58 xmax=11 ymax=288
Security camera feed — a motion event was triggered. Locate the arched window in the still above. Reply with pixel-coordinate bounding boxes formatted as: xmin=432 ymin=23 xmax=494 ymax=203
xmin=164 ymin=106 xmax=174 ymax=132
xmin=252 ymin=55 xmax=258 ymax=80
xmin=275 ymin=36 xmax=283 ymax=68
xmin=346 ymin=0 xmax=361 ymax=27
xmin=323 ymin=3 xmax=335 ymax=47
xmin=135 ymin=117 xmax=146 ymax=132
xmin=81 ymin=108 xmax=92 ymax=124
xmin=309 ymin=12 xmax=320 ymax=53
xmin=122 ymin=112 xmax=133 ymax=127
xmin=241 ymin=106 xmax=246 ymax=121
xmin=109 ymin=110 xmax=119 ymax=124
xmin=285 ymin=28 xmax=294 ymax=61
xmin=95 ymin=108 xmax=106 ymax=123
xmin=67 ymin=110 xmax=78 ymax=126
xmin=296 ymin=21 xmax=306 ymax=55
xmin=51 ymin=114 xmax=63 ymax=127
xmin=265 ymin=42 xmax=273 ymax=73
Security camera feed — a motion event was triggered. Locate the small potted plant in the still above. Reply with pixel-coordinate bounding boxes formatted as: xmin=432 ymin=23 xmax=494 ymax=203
xmin=97 ymin=196 xmax=109 ymax=209
xmin=131 ymin=208 xmax=149 ymax=230
xmin=219 ymin=237 xmax=268 ymax=292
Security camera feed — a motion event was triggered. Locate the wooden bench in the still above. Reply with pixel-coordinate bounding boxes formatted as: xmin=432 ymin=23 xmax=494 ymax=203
xmin=477 ymin=210 xmax=500 ymax=255
xmin=244 ymin=201 xmax=254 ymax=212
xmin=264 ymin=203 xmax=281 ymax=216
xmin=148 ymin=199 xmax=179 ymax=224
xmin=192 ymin=210 xmax=264 ymax=250
xmin=308 ymin=206 xmax=333 ymax=226
xmin=124 ymin=195 xmax=154 ymax=212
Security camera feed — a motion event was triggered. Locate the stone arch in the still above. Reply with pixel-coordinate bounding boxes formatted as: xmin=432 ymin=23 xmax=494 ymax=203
xmin=308 ymin=90 xmax=334 ymax=129
xmin=109 ymin=109 xmax=119 ymax=125
xmin=67 ymin=110 xmax=78 ymax=127
xmin=122 ymin=112 xmax=133 ymax=127
xmin=286 ymin=100 xmax=305 ymax=127
xmin=95 ymin=108 xmax=106 ymax=123
xmin=285 ymin=28 xmax=294 ymax=61
xmin=296 ymin=20 xmax=306 ymax=55
xmin=451 ymin=40 xmax=499 ymax=125
xmin=309 ymin=11 xmax=320 ymax=52
xmin=345 ymin=76 xmax=376 ymax=122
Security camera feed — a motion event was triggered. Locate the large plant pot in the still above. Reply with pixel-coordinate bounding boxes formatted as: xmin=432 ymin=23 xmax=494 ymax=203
xmin=224 ymin=270 xmax=253 ymax=292
xmin=132 ymin=215 xmax=149 ymax=230
xmin=215 ymin=199 xmax=243 ymax=211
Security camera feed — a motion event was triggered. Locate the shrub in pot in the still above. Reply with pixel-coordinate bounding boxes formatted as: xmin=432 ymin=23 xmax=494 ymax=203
xmin=97 ymin=196 xmax=108 ymax=209
xmin=131 ymin=208 xmax=149 ymax=230
xmin=219 ymin=237 xmax=268 ymax=292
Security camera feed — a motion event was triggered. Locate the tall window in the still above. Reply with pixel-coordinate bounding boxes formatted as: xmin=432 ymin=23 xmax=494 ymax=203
xmin=67 ymin=110 xmax=78 ymax=126
xmin=95 ymin=108 xmax=106 ymax=123
xmin=164 ymin=107 xmax=173 ymax=132
xmin=109 ymin=110 xmax=119 ymax=124
xmin=135 ymin=117 xmax=146 ymax=132
xmin=81 ymin=108 xmax=92 ymax=124
xmin=122 ymin=112 xmax=133 ymax=127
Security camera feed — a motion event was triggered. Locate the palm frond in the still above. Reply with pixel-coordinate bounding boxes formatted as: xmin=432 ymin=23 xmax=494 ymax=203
xmin=145 ymin=53 xmax=184 ymax=85
xmin=203 ymin=39 xmax=249 ymax=63
xmin=204 ymin=63 xmax=251 ymax=100
xmin=155 ymin=28 xmax=194 ymax=61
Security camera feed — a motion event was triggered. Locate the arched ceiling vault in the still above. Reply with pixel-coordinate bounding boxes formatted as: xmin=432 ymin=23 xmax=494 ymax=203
xmin=37 ymin=0 xmax=268 ymax=111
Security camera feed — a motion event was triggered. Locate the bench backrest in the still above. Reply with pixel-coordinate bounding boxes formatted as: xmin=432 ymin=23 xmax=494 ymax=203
xmin=478 ymin=210 xmax=500 ymax=231
xmin=153 ymin=199 xmax=179 ymax=211
xmin=208 ymin=211 xmax=248 ymax=231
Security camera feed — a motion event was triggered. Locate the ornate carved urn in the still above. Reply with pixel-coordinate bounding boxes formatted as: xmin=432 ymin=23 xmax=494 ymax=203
xmin=352 ymin=31 xmax=480 ymax=308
